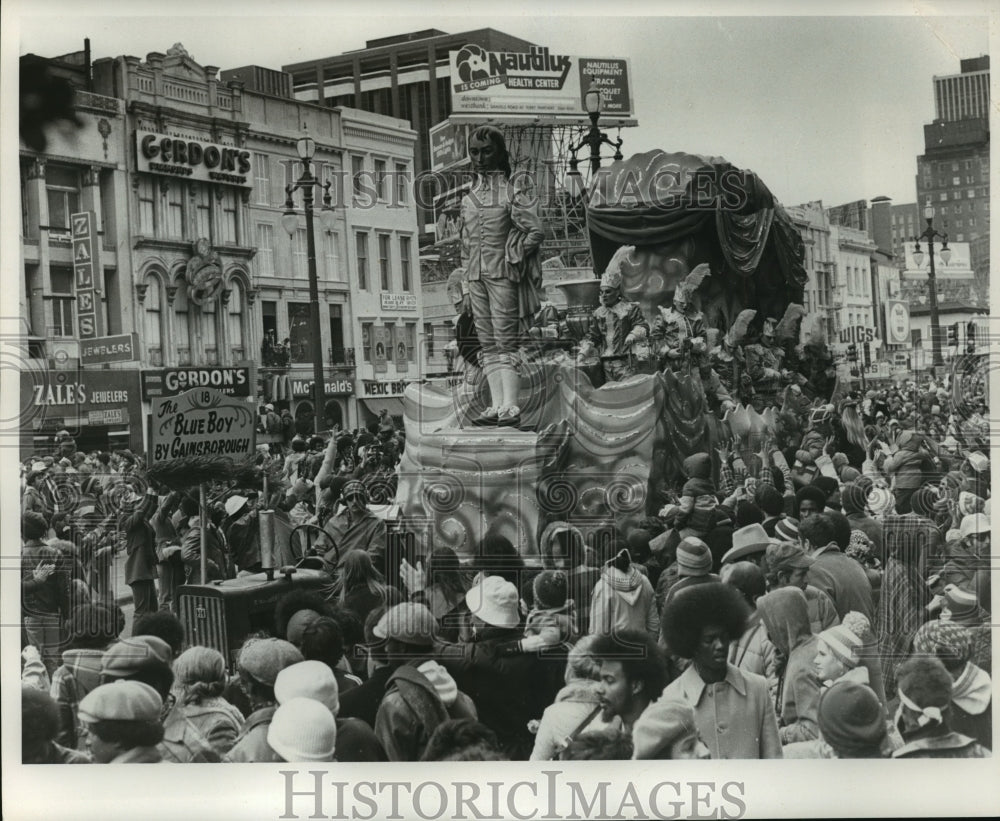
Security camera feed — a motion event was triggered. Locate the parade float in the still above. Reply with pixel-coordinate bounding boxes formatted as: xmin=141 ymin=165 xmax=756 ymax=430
xmin=396 ymin=148 xmax=821 ymax=562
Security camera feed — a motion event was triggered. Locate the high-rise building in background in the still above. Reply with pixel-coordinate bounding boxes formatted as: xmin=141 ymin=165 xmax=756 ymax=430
xmin=916 ymin=55 xmax=990 ymax=302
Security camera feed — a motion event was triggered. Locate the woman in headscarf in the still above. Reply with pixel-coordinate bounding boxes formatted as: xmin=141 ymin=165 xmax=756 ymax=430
xmin=160 ymin=646 xmax=244 ymax=762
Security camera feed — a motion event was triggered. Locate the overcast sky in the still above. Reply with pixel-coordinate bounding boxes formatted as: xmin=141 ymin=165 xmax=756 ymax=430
xmin=9 ymin=0 xmax=994 ymax=209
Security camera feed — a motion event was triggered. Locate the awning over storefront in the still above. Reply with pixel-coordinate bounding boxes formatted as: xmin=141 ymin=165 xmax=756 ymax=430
xmin=360 ymin=397 xmax=405 ymax=418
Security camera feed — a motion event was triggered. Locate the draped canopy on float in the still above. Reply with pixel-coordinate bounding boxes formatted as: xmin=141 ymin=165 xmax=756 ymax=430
xmin=585 ymin=149 xmax=807 ymax=314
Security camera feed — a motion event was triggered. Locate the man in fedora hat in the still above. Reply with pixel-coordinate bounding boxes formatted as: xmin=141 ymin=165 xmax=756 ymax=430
xmin=720 ymin=523 xmax=773 ymax=568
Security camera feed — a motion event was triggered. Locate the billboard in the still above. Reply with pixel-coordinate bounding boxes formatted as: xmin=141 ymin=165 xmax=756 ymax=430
xmin=430 ymin=121 xmax=470 ymax=172
xmin=71 ymin=211 xmax=103 ymax=340
xmin=884 ymin=301 xmax=910 ymax=345
xmin=448 ymin=45 xmax=634 ymax=120
xmin=902 ymin=241 xmax=974 ymax=280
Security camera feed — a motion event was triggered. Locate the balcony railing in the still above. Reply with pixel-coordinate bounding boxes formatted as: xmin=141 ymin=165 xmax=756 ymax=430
xmin=328 ymin=347 xmax=356 ymax=368
xmin=260 ymin=342 xmax=356 ymax=370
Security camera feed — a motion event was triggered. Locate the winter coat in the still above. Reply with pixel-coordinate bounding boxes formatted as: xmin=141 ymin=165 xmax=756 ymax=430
xmin=50 ymin=648 xmax=105 ymax=750
xmin=884 ymin=447 xmax=927 ymax=491
xmin=758 ymin=588 xmax=822 ymax=744
xmin=22 ymin=539 xmax=70 ymax=617
xmin=589 ymin=565 xmax=659 ymax=639
xmin=807 ymin=546 xmax=875 ymax=621
xmin=892 ymin=729 xmax=990 ymax=759
xmin=522 ymin=602 xmax=577 ymax=649
xmin=453 ymin=631 xmax=565 ymax=760
xmin=728 ymin=612 xmax=780 ymax=705
xmin=160 ymin=697 xmax=244 ymax=762
xmin=375 ymin=660 xmax=476 ymax=762
xmin=122 ymin=492 xmax=158 ymax=585
xmin=529 ymin=680 xmax=617 ymax=761
xmin=225 ymin=705 xmax=280 ymax=763
xmin=338 ymin=666 xmax=393 ymax=729
xmin=804 ymin=585 xmax=841 ymax=635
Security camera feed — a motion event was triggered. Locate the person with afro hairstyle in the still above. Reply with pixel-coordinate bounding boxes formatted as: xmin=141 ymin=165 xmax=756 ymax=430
xmin=420 ymin=718 xmax=507 ymax=761
xmin=132 ymin=610 xmax=185 ymax=659
xmin=891 ymin=656 xmax=989 ymax=758
xmin=590 ymin=630 xmax=668 ymax=737
xmin=660 ymin=582 xmax=782 ymax=759
xmin=22 ymin=686 xmax=90 ymax=763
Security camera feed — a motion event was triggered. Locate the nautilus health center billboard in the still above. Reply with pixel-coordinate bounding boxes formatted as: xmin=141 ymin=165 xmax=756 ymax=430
xmin=448 ymin=44 xmax=634 ymax=120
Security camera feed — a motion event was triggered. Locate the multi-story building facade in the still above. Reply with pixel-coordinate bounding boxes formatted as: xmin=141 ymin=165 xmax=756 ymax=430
xmin=19 ymin=50 xmax=140 ymax=455
xmin=787 ymin=201 xmax=836 ymax=345
xmin=20 ymin=43 xmax=420 ymax=455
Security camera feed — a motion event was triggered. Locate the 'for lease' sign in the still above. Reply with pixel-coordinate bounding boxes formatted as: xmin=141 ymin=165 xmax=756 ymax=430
xmin=150 ymin=387 xmax=256 ymax=462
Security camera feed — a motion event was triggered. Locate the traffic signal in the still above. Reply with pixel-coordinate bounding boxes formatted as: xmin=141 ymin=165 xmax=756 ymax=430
xmin=947 ymin=323 xmax=959 ymax=346
xmin=862 ymin=342 xmax=871 ymax=367
xmin=846 ymin=343 xmax=858 ymax=362
xmin=967 ymin=321 xmax=976 ymax=352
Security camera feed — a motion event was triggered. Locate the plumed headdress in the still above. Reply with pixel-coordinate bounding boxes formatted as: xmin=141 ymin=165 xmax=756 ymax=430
xmin=673 ymin=263 xmax=711 ymax=303
xmin=774 ymin=304 xmax=806 ymax=341
xmin=724 ymin=309 xmax=757 ymax=348
xmin=600 ymin=245 xmax=635 ymax=290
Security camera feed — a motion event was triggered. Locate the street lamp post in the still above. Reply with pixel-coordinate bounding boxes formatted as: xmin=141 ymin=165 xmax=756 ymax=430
xmin=566 ymin=81 xmax=624 ymax=194
xmin=282 ymin=130 xmax=337 ymax=433
xmin=912 ymin=203 xmax=951 ymax=370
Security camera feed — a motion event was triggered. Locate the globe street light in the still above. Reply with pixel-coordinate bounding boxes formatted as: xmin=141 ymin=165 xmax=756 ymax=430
xmin=912 ymin=202 xmax=951 ymax=369
xmin=565 ymin=81 xmax=624 ymax=196
xmin=282 ymin=130 xmax=337 ymax=433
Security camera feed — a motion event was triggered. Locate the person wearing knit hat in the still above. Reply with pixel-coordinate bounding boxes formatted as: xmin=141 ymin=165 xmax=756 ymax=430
xmin=631 ymin=699 xmax=709 ymax=760
xmin=841 ymin=484 xmax=883 ymax=555
xmin=676 ymin=452 xmax=718 ymax=537
xmin=911 ymin=621 xmax=992 ymax=749
xmin=267 ymin=697 xmax=337 ymax=762
xmin=227 ymin=638 xmax=304 ymax=763
xmin=590 ymin=547 xmax=661 ymax=640
xmin=275 ymin=660 xmax=340 ymax=715
xmin=77 ymin=681 xmax=165 ymax=763
xmin=816 ymin=681 xmax=888 ymax=759
xmin=892 ymin=656 xmax=989 ymax=758
xmin=773 ymin=516 xmax=800 ymax=543
xmin=660 ymin=538 xmax=721 ymax=612
xmin=794 ymin=485 xmax=827 ymax=520
xmin=321 ymin=476 xmax=387 ymax=573
xmin=940 ymin=584 xmax=988 ymax=626
xmin=814 ymin=612 xmax=874 ymax=686
xmin=518 ymin=570 xmax=577 ymax=652
xmin=839 ymin=466 xmax=861 ymax=484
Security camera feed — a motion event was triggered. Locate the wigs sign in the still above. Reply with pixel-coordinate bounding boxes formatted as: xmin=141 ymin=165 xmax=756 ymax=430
xmin=449 ymin=45 xmax=633 ymax=120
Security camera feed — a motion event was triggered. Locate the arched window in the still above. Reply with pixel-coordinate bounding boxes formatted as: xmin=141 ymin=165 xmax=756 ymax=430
xmin=174 ymin=277 xmax=192 ymax=366
xmin=229 ymin=279 xmax=246 ymax=360
xmin=144 ymin=274 xmax=164 ymax=366
xmin=201 ymin=295 xmax=219 ymax=365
